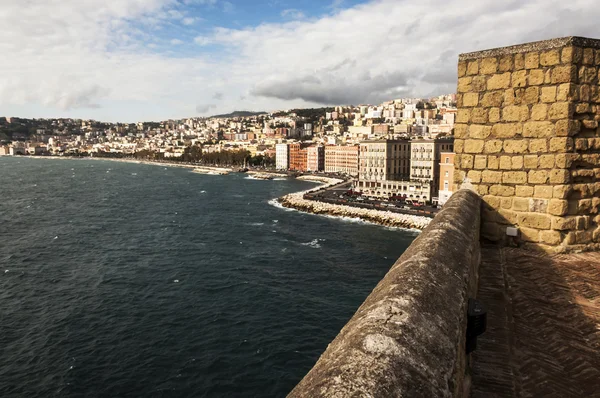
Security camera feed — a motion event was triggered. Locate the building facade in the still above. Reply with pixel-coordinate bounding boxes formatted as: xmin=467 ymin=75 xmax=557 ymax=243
xmin=306 ymin=145 xmax=325 ymax=172
xmin=275 ymin=143 xmax=289 ymax=170
xmin=324 ymin=145 xmax=359 ymax=176
xmin=438 ymin=152 xmax=455 ymax=205
xmin=410 ymin=137 xmax=455 ymax=201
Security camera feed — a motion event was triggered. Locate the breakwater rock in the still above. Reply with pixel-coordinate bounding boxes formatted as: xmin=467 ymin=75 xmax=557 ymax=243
xmin=277 ymin=179 xmax=431 ymax=230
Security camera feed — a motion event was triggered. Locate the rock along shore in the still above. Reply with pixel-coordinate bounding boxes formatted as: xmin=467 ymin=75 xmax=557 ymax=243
xmin=277 ymin=177 xmax=431 ymax=230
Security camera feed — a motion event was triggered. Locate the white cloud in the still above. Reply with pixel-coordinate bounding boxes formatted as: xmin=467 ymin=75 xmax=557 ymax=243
xmin=182 ymin=17 xmax=197 ymax=25
xmin=170 ymin=38 xmax=184 ymax=45
xmin=1 ymin=0 xmax=600 ymax=121
xmin=222 ymin=1 xmax=234 ymax=13
xmin=281 ymin=9 xmax=305 ymax=20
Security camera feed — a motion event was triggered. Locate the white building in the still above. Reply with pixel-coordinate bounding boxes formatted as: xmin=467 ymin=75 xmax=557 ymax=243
xmin=275 ymin=143 xmax=289 ymax=170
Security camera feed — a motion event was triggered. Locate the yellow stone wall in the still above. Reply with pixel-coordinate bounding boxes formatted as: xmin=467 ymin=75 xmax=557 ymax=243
xmin=455 ymin=38 xmax=600 ymax=252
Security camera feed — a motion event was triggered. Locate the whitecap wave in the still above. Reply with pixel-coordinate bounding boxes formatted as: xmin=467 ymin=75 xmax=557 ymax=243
xmin=301 ymin=239 xmax=324 ymax=249
xmin=267 ymin=199 xmax=295 ymax=211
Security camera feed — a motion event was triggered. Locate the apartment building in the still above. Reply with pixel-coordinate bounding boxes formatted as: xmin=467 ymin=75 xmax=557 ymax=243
xmin=324 ymin=145 xmax=359 ymax=176
xmin=410 ymin=137 xmax=454 ymax=200
xmin=275 ymin=143 xmax=289 ymax=170
xmin=438 ymin=152 xmax=455 ymax=205
xmin=306 ymin=145 xmax=325 ymax=172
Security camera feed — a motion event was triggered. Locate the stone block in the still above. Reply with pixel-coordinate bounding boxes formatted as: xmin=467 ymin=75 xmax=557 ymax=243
xmin=549 ymin=137 xmax=573 ymax=152
xmin=469 ymin=125 xmax=492 ymax=139
xmin=555 ymin=119 xmax=580 ymax=136
xmin=552 ymin=216 xmax=577 ymax=231
xmin=502 ymin=105 xmax=529 ymax=122
xmin=481 ymin=91 xmax=504 ymax=107
xmin=530 ymin=198 xmax=549 ymax=213
xmin=514 ymin=53 xmax=525 ymax=70
xmin=549 ymin=169 xmax=571 ymax=184
xmin=474 ymin=155 xmax=487 ymax=169
xmin=540 ymin=86 xmax=556 ymax=103
xmin=498 ymin=55 xmax=514 ymax=72
xmin=454 ymin=124 xmax=468 ymax=139
xmin=504 ymin=140 xmax=529 ymax=154
xmin=556 ymin=83 xmax=578 ymax=101
xmin=457 ymin=61 xmax=467 ymax=77
xmin=529 ymin=139 xmax=547 ymax=153
xmin=498 ymin=209 xmax=518 ymax=224
xmin=457 ymin=77 xmax=472 ymax=93
xmin=528 ymin=170 xmax=548 ymax=184
xmin=487 ymin=156 xmax=499 ymax=169
xmin=467 ymin=60 xmax=479 ymax=75
xmin=492 ymin=123 xmax=521 ymax=138
xmin=576 ymin=230 xmax=593 ymax=244
xmin=583 ymin=48 xmax=595 ymax=65
xmin=518 ymin=212 xmax=551 ymax=229
xmin=513 ymin=197 xmax=530 ymax=211
xmin=528 ymin=69 xmax=545 ymax=85
xmin=511 ymin=156 xmax=524 ymax=169
xmin=480 ymin=57 xmax=498 ymax=74
xmin=472 ymin=75 xmax=487 ymax=92
xmin=524 ymin=52 xmax=539 ymax=69
xmin=484 ymin=140 xmax=503 ymax=154
xmin=579 ymin=65 xmax=598 ymax=83
xmin=463 ymin=92 xmax=479 ymax=107
xmin=540 ymin=49 xmax=560 ymax=66
xmin=489 ymin=185 xmax=516 ymax=197
xmin=464 ymin=139 xmax=484 ymax=153
xmin=499 ymin=156 xmax=512 ymax=170
xmin=551 ymin=65 xmax=577 ymax=84
xmin=561 ymin=46 xmax=575 ymax=63
xmin=531 ymin=104 xmax=548 ymax=121
xmin=539 ymin=154 xmax=555 ymax=169
xmin=501 ymin=197 xmax=513 ymax=209
xmin=516 ymin=185 xmax=534 ymax=196
xmin=481 ymin=170 xmax=503 ymax=184
xmin=548 ymin=102 xmax=573 ymax=120
xmin=523 ymin=86 xmax=539 ymax=104
xmin=487 ymin=72 xmax=512 ymax=90
xmin=520 ymin=227 xmax=540 ymax=242
xmin=488 ymin=108 xmax=500 ymax=123
xmin=524 ymin=155 xmax=538 ymax=169
xmin=467 ymin=170 xmax=482 ymax=183
xmin=461 ymin=154 xmax=474 ymax=169
xmin=511 ymin=70 xmax=527 ymax=88
xmin=580 ymin=84 xmax=591 ymax=102
xmin=534 ymin=186 xmax=554 ymax=199
xmin=503 ymin=171 xmax=527 ymax=184
xmin=483 ymin=195 xmax=501 ymax=209
xmin=523 ymin=121 xmax=554 ymax=138
xmin=553 ymin=185 xmax=572 ymax=199
xmin=504 ymin=89 xmax=516 ymax=106
xmin=454 ymin=139 xmax=464 ymax=153
xmin=540 ymin=230 xmax=562 ymax=245
xmin=456 ymin=108 xmax=470 ymax=123
xmin=548 ymin=199 xmax=569 ymax=216
xmin=471 ymin=107 xmax=488 ymax=124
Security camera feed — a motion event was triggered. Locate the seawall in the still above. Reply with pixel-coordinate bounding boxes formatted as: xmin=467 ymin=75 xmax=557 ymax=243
xmin=288 ymin=189 xmax=482 ymax=397
xmin=277 ymin=177 xmax=431 ymax=230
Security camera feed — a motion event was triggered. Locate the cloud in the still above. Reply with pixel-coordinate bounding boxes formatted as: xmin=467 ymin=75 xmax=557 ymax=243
xmin=2 ymin=0 xmax=600 ymax=121
xmin=194 ymin=36 xmax=212 ymax=45
xmin=281 ymin=9 xmax=305 ymax=19
xmin=212 ymin=92 xmax=224 ymax=100
xmin=182 ymin=17 xmax=197 ymax=25
xmin=222 ymin=1 xmax=234 ymax=13
xmin=196 ymin=103 xmax=216 ymax=113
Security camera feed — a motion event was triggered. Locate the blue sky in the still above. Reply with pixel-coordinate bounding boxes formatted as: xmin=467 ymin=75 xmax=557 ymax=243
xmin=1 ymin=0 xmax=599 ymax=122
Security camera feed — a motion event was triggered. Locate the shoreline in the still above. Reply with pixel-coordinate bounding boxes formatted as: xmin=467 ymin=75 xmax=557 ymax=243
xmin=273 ymin=177 xmax=431 ymax=231
xmin=6 ymin=155 xmax=431 ymax=230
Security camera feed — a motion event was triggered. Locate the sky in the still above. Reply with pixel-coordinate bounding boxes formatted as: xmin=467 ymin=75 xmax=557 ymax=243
xmin=1 ymin=0 xmax=599 ymax=122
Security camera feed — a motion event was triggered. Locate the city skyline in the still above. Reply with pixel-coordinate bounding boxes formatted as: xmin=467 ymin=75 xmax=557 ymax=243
xmin=2 ymin=0 xmax=600 ymax=122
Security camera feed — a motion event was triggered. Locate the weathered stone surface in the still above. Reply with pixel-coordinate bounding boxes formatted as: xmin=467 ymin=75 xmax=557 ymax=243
xmin=288 ymin=190 xmax=481 ymax=398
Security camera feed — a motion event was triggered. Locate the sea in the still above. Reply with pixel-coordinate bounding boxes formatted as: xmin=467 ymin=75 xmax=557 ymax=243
xmin=0 ymin=157 xmax=417 ymax=397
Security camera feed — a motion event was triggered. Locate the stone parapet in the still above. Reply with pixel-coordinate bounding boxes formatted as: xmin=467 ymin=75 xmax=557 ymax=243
xmin=454 ymin=36 xmax=600 ymax=252
xmin=288 ymin=189 xmax=481 ymax=397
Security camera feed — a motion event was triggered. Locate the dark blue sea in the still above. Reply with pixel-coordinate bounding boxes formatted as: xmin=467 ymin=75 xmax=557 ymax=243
xmin=0 ymin=157 xmax=417 ymax=397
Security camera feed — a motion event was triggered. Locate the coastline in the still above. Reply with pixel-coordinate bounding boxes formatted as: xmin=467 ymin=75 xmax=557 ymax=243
xmin=8 ymin=155 xmax=431 ymax=230
xmin=273 ymin=176 xmax=431 ymax=231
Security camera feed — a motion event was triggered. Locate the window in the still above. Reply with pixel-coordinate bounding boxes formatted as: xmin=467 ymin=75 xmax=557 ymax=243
xmin=445 ymin=171 xmax=449 ymax=177
xmin=444 ymin=181 xmax=449 ymax=190
xmin=445 ymin=157 xmax=450 ymax=163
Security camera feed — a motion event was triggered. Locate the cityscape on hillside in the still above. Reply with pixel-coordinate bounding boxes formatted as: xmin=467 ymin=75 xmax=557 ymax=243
xmin=0 ymin=94 xmax=456 ymax=206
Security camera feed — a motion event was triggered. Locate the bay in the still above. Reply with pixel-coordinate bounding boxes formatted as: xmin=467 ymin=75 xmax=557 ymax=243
xmin=0 ymin=157 xmax=416 ymax=397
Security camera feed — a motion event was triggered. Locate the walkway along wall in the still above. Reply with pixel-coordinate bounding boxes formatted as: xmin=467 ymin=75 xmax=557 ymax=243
xmin=454 ymin=36 xmax=600 ymax=253
xmin=288 ymin=189 xmax=482 ymax=397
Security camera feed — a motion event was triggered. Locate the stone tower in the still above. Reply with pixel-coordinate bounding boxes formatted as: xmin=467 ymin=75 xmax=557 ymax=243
xmin=454 ymin=37 xmax=600 ymax=253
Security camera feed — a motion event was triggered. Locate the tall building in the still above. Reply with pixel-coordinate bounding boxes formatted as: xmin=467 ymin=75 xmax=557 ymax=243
xmin=324 ymin=145 xmax=359 ymax=176
xmin=306 ymin=145 xmax=325 ymax=172
xmin=438 ymin=152 xmax=455 ymax=206
xmin=289 ymin=143 xmax=308 ymax=172
xmin=354 ymin=139 xmax=431 ymax=201
xmin=410 ymin=137 xmax=455 ymax=200
xmin=275 ymin=143 xmax=289 ymax=170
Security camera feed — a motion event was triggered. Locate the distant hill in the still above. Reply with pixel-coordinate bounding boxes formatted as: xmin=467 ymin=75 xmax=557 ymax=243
xmin=209 ymin=111 xmax=267 ymax=118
